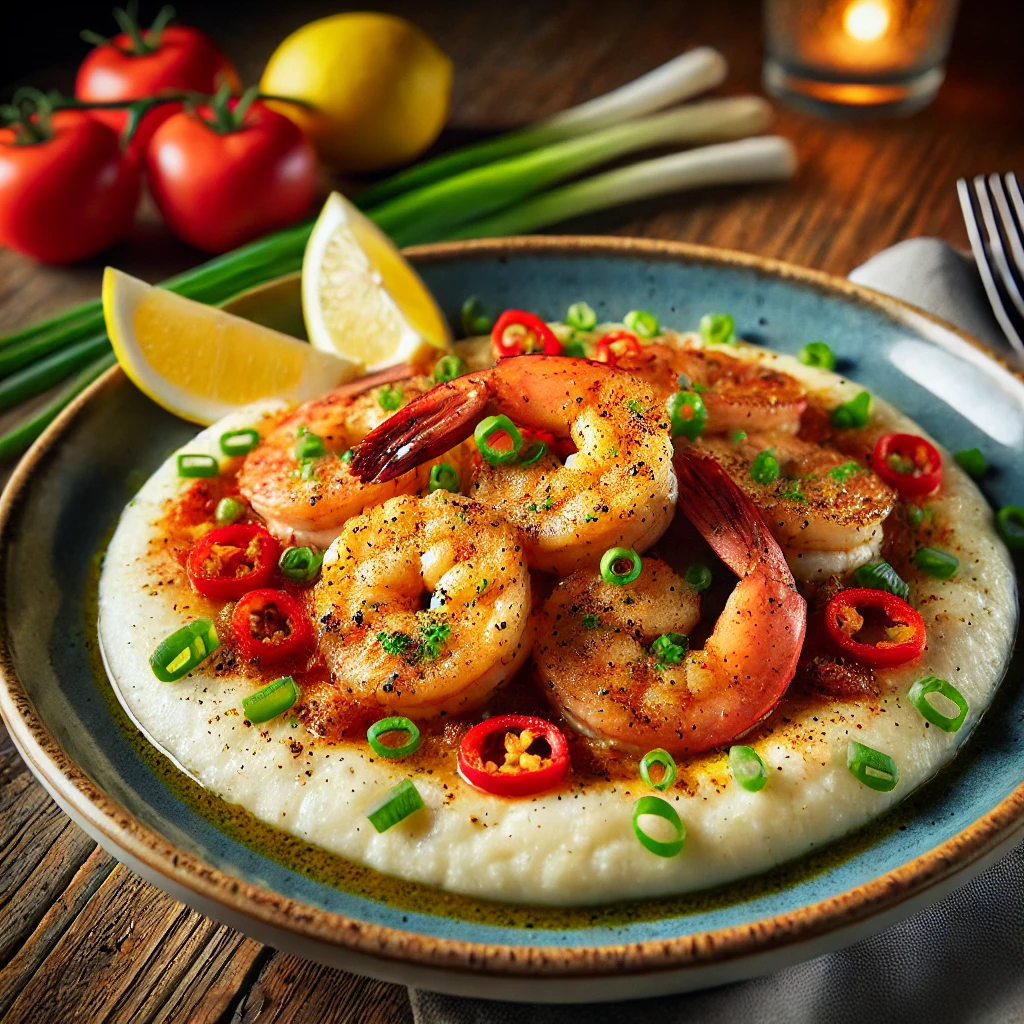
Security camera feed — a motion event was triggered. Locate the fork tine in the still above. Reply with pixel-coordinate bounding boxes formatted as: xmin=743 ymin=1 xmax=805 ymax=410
xmin=987 ymin=173 xmax=1024 ymax=313
xmin=1002 ymin=172 xmax=1024 ymax=278
xmin=974 ymin=175 xmax=1024 ymax=323
xmin=957 ymin=176 xmax=1024 ymax=359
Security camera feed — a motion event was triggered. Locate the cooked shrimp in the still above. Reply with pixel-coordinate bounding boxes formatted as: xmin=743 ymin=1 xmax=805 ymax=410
xmin=617 ymin=341 xmax=808 ymax=435
xmin=698 ymin=431 xmax=896 ymax=580
xmin=534 ymin=451 xmax=806 ymax=756
xmin=351 ymin=355 xmax=678 ymax=576
xmin=313 ymin=491 xmax=530 ymax=718
xmin=238 ymin=365 xmax=441 ymax=548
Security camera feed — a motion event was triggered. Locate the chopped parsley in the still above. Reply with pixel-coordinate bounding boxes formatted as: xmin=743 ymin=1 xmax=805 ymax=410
xmin=528 ymin=495 xmax=554 ymax=512
xmin=829 ymin=460 xmax=862 ymax=483
xmin=377 ymin=621 xmax=451 ymax=661
xmin=780 ymin=480 xmax=808 ymax=502
xmin=420 ymin=621 xmax=452 ymax=659
xmin=377 ymin=631 xmax=415 ymax=656
xmin=585 ymin=513 xmax=599 ymax=523
xmin=651 ymin=632 xmax=688 ymax=669
xmin=627 ymin=399 xmax=644 ymax=415
xmin=582 ymin=613 xmax=601 ymax=629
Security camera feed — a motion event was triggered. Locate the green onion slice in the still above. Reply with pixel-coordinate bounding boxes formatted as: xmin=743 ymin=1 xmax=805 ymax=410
xmin=650 ymin=633 xmax=688 ymax=668
xmin=461 ymin=295 xmax=494 ymax=337
xmin=600 ymin=547 xmax=642 ymax=585
xmin=639 ymin=748 xmax=677 ymax=791
xmin=852 ymin=561 xmax=910 ymax=601
xmin=847 ymin=740 xmax=899 ymax=792
xmin=729 ymin=745 xmax=768 ymax=792
xmin=996 ymin=505 xmax=1024 ymax=550
xmin=915 ymin=546 xmax=959 ymax=579
xmin=562 ymin=339 xmax=587 ymax=358
xmin=294 ymin=428 xmax=325 ymax=461
xmin=177 ymin=453 xmax=219 ymax=478
xmin=699 ymin=312 xmax=735 ymax=345
xmin=666 ymin=389 xmax=707 ymax=440
xmin=278 ymin=545 xmax=323 ymax=583
xmin=433 ymin=354 xmax=465 ymax=383
xmin=519 ymin=439 xmax=548 ymax=466
xmin=908 ymin=675 xmax=969 ymax=733
xmin=624 ymin=309 xmax=659 ymax=338
xmin=954 ymin=448 xmax=987 ymax=478
xmin=219 ymin=428 xmax=260 ymax=457
xmin=150 ymin=618 xmax=220 ymax=682
xmin=750 ymin=448 xmax=780 ymax=485
xmin=730 ymin=429 xmax=747 ymax=443
xmin=378 ymin=385 xmax=403 ymax=411
xmin=474 ymin=414 xmax=523 ymax=465
xmin=367 ymin=778 xmax=425 ymax=833
xmin=367 ymin=716 xmax=422 ymax=759
xmin=798 ymin=341 xmax=836 ymax=370
xmin=340 ymin=448 xmax=355 ymax=463
xmin=831 ymin=391 xmax=871 ymax=430
xmin=685 ymin=563 xmax=712 ymax=592
xmin=243 ymin=675 xmax=300 ymax=724
xmin=215 ymin=496 xmax=245 ymax=526
xmin=566 ymin=301 xmax=597 ymax=331
xmin=632 ymin=795 xmax=686 ymax=857
xmin=428 ymin=462 xmax=459 ymax=493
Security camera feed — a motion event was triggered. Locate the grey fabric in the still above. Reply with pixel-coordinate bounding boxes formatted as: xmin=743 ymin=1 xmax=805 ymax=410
xmin=410 ymin=239 xmax=1023 ymax=1021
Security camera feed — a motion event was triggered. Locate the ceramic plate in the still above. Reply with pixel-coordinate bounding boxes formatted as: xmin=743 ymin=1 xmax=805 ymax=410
xmin=1 ymin=237 xmax=1021 ymax=1003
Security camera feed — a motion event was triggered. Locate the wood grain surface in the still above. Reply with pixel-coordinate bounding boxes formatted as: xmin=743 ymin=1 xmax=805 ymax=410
xmin=1 ymin=0 xmax=1022 ymax=1020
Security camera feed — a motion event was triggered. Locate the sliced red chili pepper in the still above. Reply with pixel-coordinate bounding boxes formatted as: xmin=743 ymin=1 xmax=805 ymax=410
xmin=594 ymin=330 xmax=642 ymax=368
xmin=490 ymin=310 xmax=562 ymax=359
xmin=871 ymin=433 xmax=943 ymax=499
xmin=186 ymin=523 xmax=279 ymax=601
xmin=458 ymin=714 xmax=570 ymax=797
xmin=824 ymin=587 xmax=926 ymax=667
xmin=230 ymin=587 xmax=314 ymax=665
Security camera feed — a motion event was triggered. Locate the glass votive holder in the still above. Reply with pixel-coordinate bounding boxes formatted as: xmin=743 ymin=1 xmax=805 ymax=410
xmin=763 ymin=0 xmax=960 ymax=116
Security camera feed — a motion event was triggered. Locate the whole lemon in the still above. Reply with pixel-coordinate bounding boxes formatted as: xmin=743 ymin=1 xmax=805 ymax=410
xmin=261 ymin=13 xmax=452 ymax=173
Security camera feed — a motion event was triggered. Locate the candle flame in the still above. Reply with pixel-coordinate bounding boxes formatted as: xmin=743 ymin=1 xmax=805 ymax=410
xmin=843 ymin=0 xmax=891 ymax=41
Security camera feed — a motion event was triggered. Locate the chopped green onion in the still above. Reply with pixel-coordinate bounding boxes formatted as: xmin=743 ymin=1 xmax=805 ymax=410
xmin=294 ymin=428 xmax=325 ymax=460
xmin=954 ymin=448 xmax=987 ymax=478
xmin=847 ymin=740 xmax=899 ymax=792
xmin=378 ymin=385 xmax=403 ymax=411
xmin=729 ymin=745 xmax=768 ymax=792
xmin=831 ymin=391 xmax=871 ymax=430
xmin=996 ymin=505 xmax=1024 ymax=550
xmin=215 ymin=497 xmax=245 ymax=526
xmin=562 ymin=339 xmax=587 ymax=358
xmin=852 ymin=561 xmax=910 ymax=601
xmin=519 ymin=439 xmax=548 ymax=466
xmin=461 ymin=295 xmax=494 ymax=336
xmin=908 ymin=676 xmax=969 ymax=733
xmin=474 ymin=414 xmax=523 ymax=465
xmin=650 ymin=633 xmax=688 ymax=669
xmin=243 ymin=676 xmax=300 ymax=724
xmin=433 ymin=354 xmax=465 ymax=382
xmin=219 ymin=428 xmax=260 ymax=457
xmin=915 ymin=546 xmax=958 ymax=579
xmin=428 ymin=462 xmax=459 ymax=493
xmin=685 ymin=563 xmax=712 ymax=592
xmin=666 ymin=389 xmax=707 ymax=440
xmin=906 ymin=504 xmax=931 ymax=528
xmin=632 ymin=795 xmax=686 ymax=857
xmin=730 ymin=429 xmax=747 ymax=443
xmin=639 ymin=748 xmax=677 ymax=791
xmin=340 ymin=448 xmax=355 ymax=463
xmin=149 ymin=619 xmax=220 ymax=682
xmin=177 ymin=453 xmax=219 ymax=478
xmin=367 ymin=778 xmax=425 ymax=833
xmin=581 ymin=612 xmax=601 ymax=629
xmin=829 ymin=460 xmax=863 ymax=483
xmin=798 ymin=341 xmax=836 ymax=370
xmin=624 ymin=309 xmax=659 ymax=338
xmin=750 ymin=448 xmax=780 ymax=485
xmin=476 ymin=578 xmax=490 ymax=595
xmin=566 ymin=301 xmax=597 ymax=331
xmin=278 ymin=546 xmax=323 ymax=583
xmin=367 ymin=716 xmax=422 ymax=759
xmin=600 ymin=547 xmax=642 ymax=585
xmin=699 ymin=312 xmax=735 ymax=345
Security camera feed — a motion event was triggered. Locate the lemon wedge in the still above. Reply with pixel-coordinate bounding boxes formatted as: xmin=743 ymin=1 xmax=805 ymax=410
xmin=302 ymin=192 xmax=451 ymax=372
xmin=103 ymin=267 xmax=359 ymax=425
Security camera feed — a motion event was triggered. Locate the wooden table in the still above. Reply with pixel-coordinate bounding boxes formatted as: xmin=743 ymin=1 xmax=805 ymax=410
xmin=1 ymin=1 xmax=1022 ymax=1020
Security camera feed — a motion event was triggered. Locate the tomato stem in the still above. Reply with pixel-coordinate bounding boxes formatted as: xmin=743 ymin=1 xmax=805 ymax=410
xmin=88 ymin=1 xmax=176 ymax=56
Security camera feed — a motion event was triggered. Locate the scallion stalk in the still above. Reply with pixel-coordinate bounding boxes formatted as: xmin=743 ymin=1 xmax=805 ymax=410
xmin=0 ymin=333 xmax=112 ymax=412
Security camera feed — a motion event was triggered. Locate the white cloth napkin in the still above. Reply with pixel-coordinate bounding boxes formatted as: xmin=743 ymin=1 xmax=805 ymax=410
xmin=409 ymin=239 xmax=1022 ymax=1023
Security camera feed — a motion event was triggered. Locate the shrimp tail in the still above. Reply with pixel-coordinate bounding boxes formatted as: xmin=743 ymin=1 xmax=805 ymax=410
xmin=674 ymin=449 xmax=796 ymax=588
xmin=330 ymin=362 xmax=417 ymax=399
xmin=351 ymin=376 xmax=491 ymax=483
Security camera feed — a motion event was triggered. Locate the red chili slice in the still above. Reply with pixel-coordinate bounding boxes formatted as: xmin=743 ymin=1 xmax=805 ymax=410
xmin=824 ymin=587 xmax=926 ymax=667
xmin=594 ymin=330 xmax=642 ymax=368
xmin=230 ymin=588 xmax=314 ymax=665
xmin=186 ymin=523 xmax=279 ymax=601
xmin=871 ymin=433 xmax=942 ymax=499
xmin=490 ymin=310 xmax=562 ymax=359
xmin=458 ymin=714 xmax=570 ymax=797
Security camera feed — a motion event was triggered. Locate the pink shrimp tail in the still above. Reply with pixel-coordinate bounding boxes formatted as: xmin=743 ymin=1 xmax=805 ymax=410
xmin=673 ymin=449 xmax=796 ymax=589
xmin=351 ymin=376 xmax=491 ymax=483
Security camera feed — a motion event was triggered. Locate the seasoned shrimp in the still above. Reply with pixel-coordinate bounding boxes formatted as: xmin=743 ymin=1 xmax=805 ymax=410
xmin=535 ymin=451 xmax=806 ymax=756
xmin=617 ymin=341 xmax=808 ymax=435
xmin=698 ymin=431 xmax=896 ymax=580
xmin=351 ymin=355 xmax=678 ymax=576
xmin=313 ymin=491 xmax=530 ymax=718
xmin=238 ymin=365 xmax=442 ymax=548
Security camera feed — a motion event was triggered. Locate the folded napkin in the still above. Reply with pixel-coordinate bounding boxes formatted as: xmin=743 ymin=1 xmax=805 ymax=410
xmin=410 ymin=239 xmax=1024 ymax=1024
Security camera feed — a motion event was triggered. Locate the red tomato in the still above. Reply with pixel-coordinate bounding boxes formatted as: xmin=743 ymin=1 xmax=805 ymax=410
xmin=76 ymin=22 xmax=239 ymax=151
xmin=0 ymin=112 xmax=140 ymax=263
xmin=146 ymin=99 xmax=316 ymax=254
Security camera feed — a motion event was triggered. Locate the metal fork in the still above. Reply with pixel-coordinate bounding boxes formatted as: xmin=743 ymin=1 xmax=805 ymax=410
xmin=957 ymin=172 xmax=1024 ymax=359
